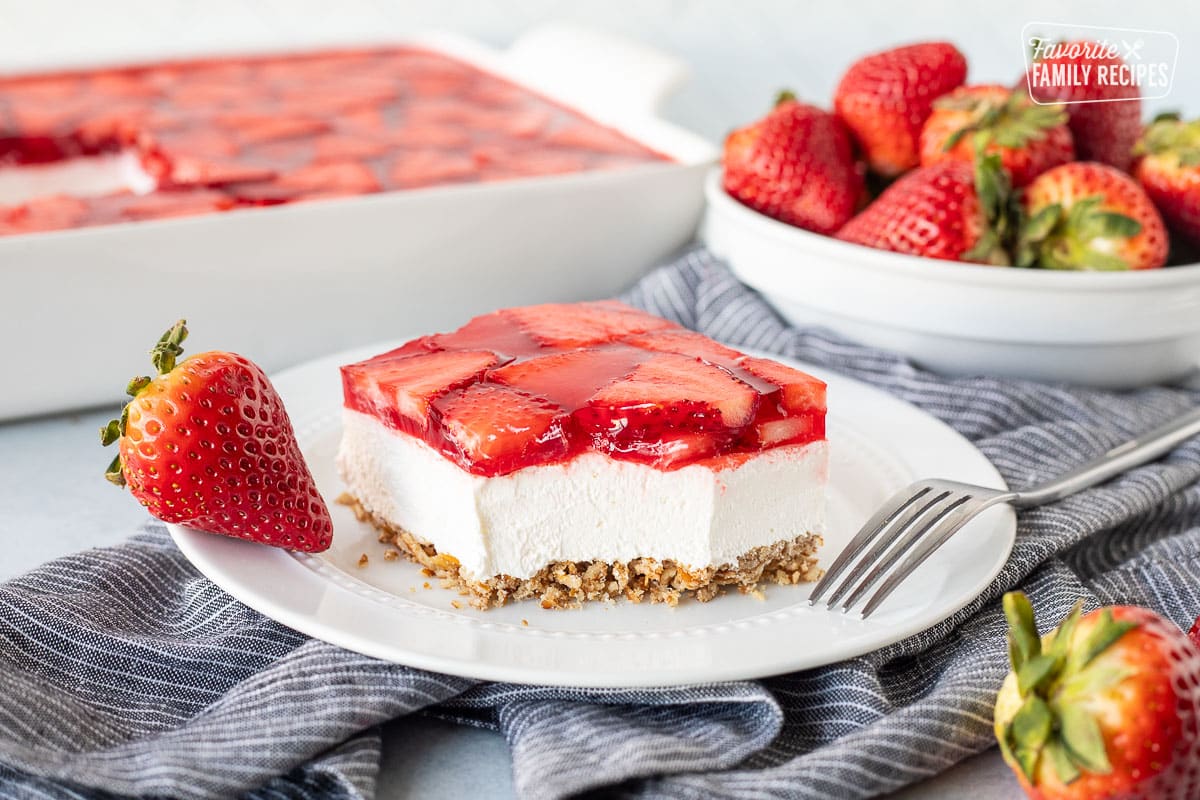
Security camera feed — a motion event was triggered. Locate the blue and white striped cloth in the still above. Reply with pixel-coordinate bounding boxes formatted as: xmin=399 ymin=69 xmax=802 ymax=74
xmin=2 ymin=248 xmax=1199 ymax=799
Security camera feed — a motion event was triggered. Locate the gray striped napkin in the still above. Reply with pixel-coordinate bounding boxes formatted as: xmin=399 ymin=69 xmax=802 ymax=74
xmin=2 ymin=247 xmax=1199 ymax=800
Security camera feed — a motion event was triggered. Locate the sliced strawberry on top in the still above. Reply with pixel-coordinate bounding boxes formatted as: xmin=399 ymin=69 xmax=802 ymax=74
xmin=427 ymin=311 xmax=541 ymax=359
xmin=119 ymin=189 xmax=235 ymax=221
xmin=342 ymin=349 xmax=500 ymax=433
xmin=734 ymin=356 xmax=827 ymax=413
xmin=544 ymin=124 xmax=651 ymax=157
xmin=1 ymin=193 xmax=90 ymax=233
xmin=620 ymin=329 xmax=742 ymax=364
xmin=389 ymin=150 xmax=477 ymax=188
xmin=217 ymin=114 xmax=331 ymax=145
xmin=166 ymin=157 xmax=277 ymax=188
xmin=577 ymin=353 xmax=759 ymax=466
xmin=433 ymin=384 xmax=570 ymax=476
xmin=312 ymin=133 xmax=390 ymax=163
xmin=501 ymin=301 xmax=677 ymax=349
xmin=280 ymin=160 xmax=382 ymax=194
xmin=491 ymin=345 xmax=651 ymax=410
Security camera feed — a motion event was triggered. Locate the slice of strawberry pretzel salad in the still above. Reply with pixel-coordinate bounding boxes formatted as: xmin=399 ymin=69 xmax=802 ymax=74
xmin=336 ymin=301 xmax=828 ymax=609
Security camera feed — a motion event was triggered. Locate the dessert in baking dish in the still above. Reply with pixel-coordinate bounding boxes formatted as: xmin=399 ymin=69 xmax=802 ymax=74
xmin=336 ymin=301 xmax=827 ymax=609
xmin=0 ymin=46 xmax=668 ymax=235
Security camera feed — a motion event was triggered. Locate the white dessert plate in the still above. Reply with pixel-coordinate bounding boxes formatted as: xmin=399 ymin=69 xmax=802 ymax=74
xmin=169 ymin=342 xmax=1016 ymax=687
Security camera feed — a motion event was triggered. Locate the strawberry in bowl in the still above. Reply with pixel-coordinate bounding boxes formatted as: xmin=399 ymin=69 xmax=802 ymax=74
xmin=1133 ymin=115 xmax=1200 ymax=250
xmin=101 ymin=320 xmax=333 ymax=552
xmin=834 ymin=41 xmax=968 ymax=177
xmin=918 ymin=84 xmax=1074 ymax=188
xmin=1018 ymin=162 xmax=1169 ymax=271
xmin=704 ymin=36 xmax=1200 ymax=387
xmin=722 ymin=94 xmax=863 ymax=235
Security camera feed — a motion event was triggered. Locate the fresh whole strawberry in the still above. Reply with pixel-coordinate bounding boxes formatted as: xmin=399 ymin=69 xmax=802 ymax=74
xmin=722 ymin=93 xmax=863 ymax=235
xmin=994 ymin=592 xmax=1200 ymax=799
xmin=1018 ymin=162 xmax=1169 ymax=270
xmin=1024 ymin=40 xmax=1142 ymax=171
xmin=1132 ymin=115 xmax=1200 ymax=248
xmin=834 ymin=42 xmax=968 ymax=176
xmin=835 ymin=153 xmax=1015 ymax=264
xmin=101 ymin=320 xmax=333 ymax=552
xmin=919 ymin=84 xmax=1074 ymax=187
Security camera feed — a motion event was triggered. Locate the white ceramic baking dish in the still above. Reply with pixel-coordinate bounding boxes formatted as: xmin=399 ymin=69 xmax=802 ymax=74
xmin=702 ymin=172 xmax=1200 ymax=389
xmin=0 ymin=25 xmax=716 ymax=420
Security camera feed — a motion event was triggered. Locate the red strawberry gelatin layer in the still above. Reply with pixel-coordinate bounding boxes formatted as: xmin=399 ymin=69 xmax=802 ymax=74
xmin=341 ymin=301 xmax=826 ymax=477
xmin=0 ymin=46 xmax=669 ymax=235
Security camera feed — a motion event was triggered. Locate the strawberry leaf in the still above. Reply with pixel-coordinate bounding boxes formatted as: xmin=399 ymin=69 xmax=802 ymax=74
xmin=1044 ymin=736 xmax=1081 ymax=785
xmin=1078 ymin=248 xmax=1134 ymax=272
xmin=1004 ymin=591 xmax=1041 ymax=672
xmin=1017 ymin=653 xmax=1059 ymax=696
xmin=1058 ymin=703 xmax=1112 ymax=775
xmin=150 ymin=319 xmax=189 ymax=375
xmin=99 ymin=418 xmax=121 ymax=447
xmin=1072 ymin=610 xmax=1138 ymax=671
xmin=1011 ymin=695 xmax=1053 ymax=779
xmin=104 ymin=454 xmax=125 ymax=487
xmin=1088 ymin=212 xmax=1143 ymax=240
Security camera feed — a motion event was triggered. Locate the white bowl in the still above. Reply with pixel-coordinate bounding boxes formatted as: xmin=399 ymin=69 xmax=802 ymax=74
xmin=701 ymin=171 xmax=1200 ymax=388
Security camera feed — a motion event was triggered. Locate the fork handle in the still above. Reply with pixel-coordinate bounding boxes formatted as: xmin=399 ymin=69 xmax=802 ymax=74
xmin=1013 ymin=406 xmax=1200 ymax=508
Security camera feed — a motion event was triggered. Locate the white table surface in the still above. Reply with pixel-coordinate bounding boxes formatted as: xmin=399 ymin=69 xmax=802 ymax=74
xmin=0 ymin=407 xmax=1023 ymax=798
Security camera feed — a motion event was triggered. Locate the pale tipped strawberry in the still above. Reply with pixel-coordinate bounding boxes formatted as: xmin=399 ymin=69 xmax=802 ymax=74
xmin=835 ymin=150 xmax=1016 ymax=264
xmin=919 ymin=84 xmax=1074 ymax=187
xmin=722 ymin=93 xmax=863 ymax=235
xmin=994 ymin=592 xmax=1200 ymax=800
xmin=834 ymin=42 xmax=968 ymax=177
xmin=101 ymin=320 xmax=333 ymax=552
xmin=1018 ymin=162 xmax=1169 ymax=270
xmin=1132 ymin=114 xmax=1200 ymax=248
xmin=1024 ymin=40 xmax=1142 ymax=171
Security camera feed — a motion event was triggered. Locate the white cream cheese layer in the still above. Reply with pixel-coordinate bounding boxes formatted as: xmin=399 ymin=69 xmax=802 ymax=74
xmin=337 ymin=409 xmax=827 ymax=581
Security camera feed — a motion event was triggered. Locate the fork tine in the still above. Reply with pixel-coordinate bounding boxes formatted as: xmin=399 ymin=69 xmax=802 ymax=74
xmin=858 ymin=501 xmax=981 ymax=619
xmin=823 ymin=489 xmax=955 ymax=608
xmin=808 ymin=485 xmax=933 ymax=605
xmin=837 ymin=492 xmax=972 ymax=612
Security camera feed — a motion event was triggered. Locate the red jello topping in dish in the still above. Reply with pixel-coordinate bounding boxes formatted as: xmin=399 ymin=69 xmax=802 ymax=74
xmin=341 ymin=301 xmax=827 ymax=477
xmin=0 ymin=47 xmax=669 ymax=235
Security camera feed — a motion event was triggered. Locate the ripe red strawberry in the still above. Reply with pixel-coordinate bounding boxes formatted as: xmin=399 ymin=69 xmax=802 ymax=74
xmin=722 ymin=94 xmax=863 ymax=235
xmin=1024 ymin=40 xmax=1142 ymax=171
xmin=919 ymin=84 xmax=1074 ymax=187
xmin=1018 ymin=162 xmax=1169 ymax=270
xmin=835 ymin=156 xmax=1014 ymax=264
xmin=995 ymin=593 xmax=1200 ymax=800
xmin=1132 ymin=115 xmax=1200 ymax=248
xmin=834 ymin=42 xmax=968 ymax=176
xmin=101 ymin=321 xmax=332 ymax=552
xmin=1190 ymin=616 xmax=1200 ymax=650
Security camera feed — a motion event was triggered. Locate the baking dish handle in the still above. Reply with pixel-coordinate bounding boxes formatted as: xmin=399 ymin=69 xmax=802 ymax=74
xmin=501 ymin=23 xmax=688 ymax=115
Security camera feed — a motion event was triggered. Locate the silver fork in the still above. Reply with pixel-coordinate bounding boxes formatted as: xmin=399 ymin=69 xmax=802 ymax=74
xmin=810 ymin=406 xmax=1200 ymax=619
